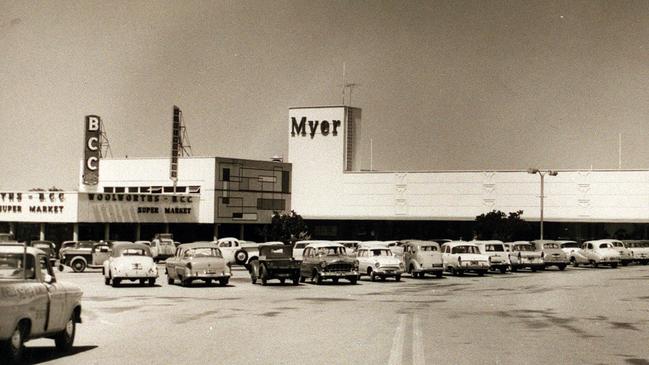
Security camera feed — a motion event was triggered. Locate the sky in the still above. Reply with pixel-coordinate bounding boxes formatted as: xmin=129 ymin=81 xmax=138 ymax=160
xmin=1 ymin=0 xmax=648 ymax=190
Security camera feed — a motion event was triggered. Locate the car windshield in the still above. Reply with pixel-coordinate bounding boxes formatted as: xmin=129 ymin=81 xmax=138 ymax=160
xmin=316 ymin=246 xmax=346 ymax=256
xmin=370 ymin=249 xmax=392 ymax=256
xmin=160 ymin=240 xmax=175 ymax=246
xmin=79 ymin=241 xmax=95 ymax=249
xmin=120 ymin=248 xmax=147 ymax=256
xmin=599 ymin=243 xmax=613 ymax=249
xmin=543 ymin=243 xmax=559 ymax=249
xmin=0 ymin=253 xmax=35 ymax=279
xmin=294 ymin=243 xmax=306 ymax=249
xmin=452 ymin=246 xmax=480 ymax=254
xmin=185 ymin=248 xmax=221 ymax=258
xmin=485 ymin=244 xmax=504 ymax=252
xmin=514 ymin=245 xmax=534 ymax=252
xmin=419 ymin=245 xmax=438 ymax=252
xmin=611 ymin=241 xmax=624 ymax=247
xmin=561 ymin=242 xmax=579 ymax=248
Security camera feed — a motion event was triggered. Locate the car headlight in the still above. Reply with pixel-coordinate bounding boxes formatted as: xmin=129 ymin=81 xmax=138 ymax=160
xmin=399 ymin=262 xmax=404 ymax=269
xmin=320 ymin=261 xmax=327 ymax=269
xmin=375 ymin=262 xmax=381 ymax=269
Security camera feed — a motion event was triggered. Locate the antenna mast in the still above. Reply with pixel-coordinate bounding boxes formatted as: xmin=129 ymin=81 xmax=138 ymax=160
xmin=99 ymin=119 xmax=113 ymax=158
xmin=178 ymin=109 xmax=192 ymax=157
xmin=340 ymin=62 xmax=360 ymax=106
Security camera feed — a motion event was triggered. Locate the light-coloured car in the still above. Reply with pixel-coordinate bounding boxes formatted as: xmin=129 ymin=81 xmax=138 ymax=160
xmin=103 ymin=242 xmax=158 ymax=287
xmin=165 ymin=242 xmax=231 ymax=286
xmin=608 ymin=239 xmax=633 ymax=266
xmin=134 ymin=240 xmax=151 ymax=246
xmin=356 ymin=245 xmax=404 ymax=281
xmin=441 ymin=241 xmax=490 ymax=276
xmin=572 ymin=240 xmax=620 ymax=268
xmin=506 ymin=241 xmax=544 ymax=272
xmin=401 ymin=240 xmax=444 ymax=278
xmin=293 ymin=240 xmax=332 ymax=261
xmin=150 ymin=234 xmax=176 ymax=262
xmin=473 ymin=240 xmax=510 ymax=273
xmin=623 ymin=240 xmax=649 ymax=265
xmin=336 ymin=240 xmax=362 ymax=256
xmin=299 ymin=242 xmax=359 ymax=284
xmin=0 ymin=245 xmax=83 ymax=363
xmin=532 ymin=240 xmax=569 ymax=270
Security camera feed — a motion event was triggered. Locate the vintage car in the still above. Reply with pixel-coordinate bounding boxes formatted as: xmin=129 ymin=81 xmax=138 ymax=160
xmin=58 ymin=240 xmax=106 ymax=272
xmin=150 ymin=233 xmax=176 ymax=262
xmin=571 ymin=240 xmax=620 ymax=268
xmin=134 ymin=240 xmax=152 ymax=246
xmin=532 ymin=240 xmax=569 ymax=270
xmin=473 ymin=240 xmax=510 ymax=273
xmin=335 ymin=240 xmax=362 ymax=256
xmin=623 ymin=240 xmax=649 ymax=265
xmin=608 ymin=239 xmax=633 ymax=266
xmin=165 ymin=242 xmax=231 ymax=286
xmin=299 ymin=242 xmax=359 ymax=284
xmin=356 ymin=245 xmax=404 ymax=281
xmin=213 ymin=237 xmax=271 ymax=265
xmin=0 ymin=245 xmax=83 ymax=363
xmin=249 ymin=245 xmax=300 ymax=285
xmin=506 ymin=241 xmax=544 ymax=272
xmin=103 ymin=242 xmax=158 ymax=287
xmin=31 ymin=240 xmax=57 ymax=266
xmin=441 ymin=241 xmax=490 ymax=276
xmin=293 ymin=240 xmax=332 ymax=261
xmin=401 ymin=240 xmax=444 ymax=278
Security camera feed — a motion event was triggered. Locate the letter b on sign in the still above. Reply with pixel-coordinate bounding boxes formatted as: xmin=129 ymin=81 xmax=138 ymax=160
xmin=87 ymin=116 xmax=100 ymax=131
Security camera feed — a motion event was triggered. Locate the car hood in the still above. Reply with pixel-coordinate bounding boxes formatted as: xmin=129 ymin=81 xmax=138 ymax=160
xmin=318 ymin=256 xmax=356 ymax=264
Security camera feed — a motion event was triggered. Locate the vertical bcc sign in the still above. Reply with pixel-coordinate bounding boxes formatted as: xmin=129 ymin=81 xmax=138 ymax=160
xmin=83 ymin=115 xmax=101 ymax=185
xmin=170 ymin=106 xmax=181 ymax=183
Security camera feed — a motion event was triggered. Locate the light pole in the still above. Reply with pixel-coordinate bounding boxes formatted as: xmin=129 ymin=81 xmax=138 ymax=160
xmin=527 ymin=168 xmax=558 ymax=240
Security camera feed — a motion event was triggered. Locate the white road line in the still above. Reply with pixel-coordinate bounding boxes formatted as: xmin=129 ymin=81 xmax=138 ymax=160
xmin=388 ymin=314 xmax=407 ymax=365
xmin=412 ymin=313 xmax=425 ymax=365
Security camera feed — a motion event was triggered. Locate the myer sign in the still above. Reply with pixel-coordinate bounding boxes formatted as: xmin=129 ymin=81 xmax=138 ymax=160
xmin=290 ymin=117 xmax=341 ymax=138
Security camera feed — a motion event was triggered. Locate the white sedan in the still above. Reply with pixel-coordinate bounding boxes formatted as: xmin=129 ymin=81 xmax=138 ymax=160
xmin=356 ymin=245 xmax=404 ymax=281
xmin=103 ymin=242 xmax=158 ymax=287
xmin=441 ymin=241 xmax=490 ymax=276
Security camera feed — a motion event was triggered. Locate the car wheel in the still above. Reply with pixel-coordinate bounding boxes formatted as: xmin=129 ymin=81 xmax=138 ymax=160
xmin=478 ymin=270 xmax=485 ymax=276
xmin=71 ymin=259 xmax=86 ymax=273
xmin=499 ymin=266 xmax=507 ymax=274
xmin=314 ymin=272 xmax=323 ymax=285
xmin=292 ymin=276 xmax=300 ymax=285
xmin=167 ymin=276 xmax=174 ymax=285
xmin=435 ymin=271 xmax=443 ymax=278
xmin=104 ymin=276 xmax=110 ymax=285
xmin=148 ymin=278 xmax=155 ymax=286
xmin=370 ymin=270 xmax=376 ymax=282
xmin=250 ymin=262 xmax=259 ymax=284
xmin=395 ymin=274 xmax=401 ymax=282
xmin=558 ymin=264 xmax=566 ymax=271
xmin=511 ymin=266 xmax=517 ymax=272
xmin=570 ymin=257 xmax=578 ymax=267
xmin=299 ymin=275 xmax=306 ymax=283
xmin=457 ymin=270 xmax=464 ymax=276
xmin=112 ymin=278 xmax=121 ymax=287
xmin=590 ymin=260 xmax=598 ymax=268
xmin=611 ymin=263 xmax=618 ymax=269
xmin=234 ymin=249 xmax=248 ymax=265
xmin=531 ymin=267 xmax=537 ymax=272
xmin=260 ymin=265 xmax=268 ymax=286
xmin=219 ymin=278 xmax=229 ymax=286
xmin=621 ymin=261 xmax=628 ymax=267
xmin=1 ymin=322 xmax=25 ymax=363
xmin=54 ymin=312 xmax=76 ymax=352
xmin=349 ymin=276 xmax=358 ymax=285
xmin=139 ymin=279 xmax=146 ymax=286
xmin=643 ymin=260 xmax=648 ymax=265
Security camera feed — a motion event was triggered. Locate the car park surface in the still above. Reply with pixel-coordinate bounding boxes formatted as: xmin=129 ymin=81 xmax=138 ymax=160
xmin=18 ymin=261 xmax=649 ymax=365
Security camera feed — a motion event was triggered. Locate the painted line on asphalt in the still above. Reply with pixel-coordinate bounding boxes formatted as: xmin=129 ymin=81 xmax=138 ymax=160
xmin=412 ymin=313 xmax=425 ymax=365
xmin=388 ymin=314 xmax=407 ymax=365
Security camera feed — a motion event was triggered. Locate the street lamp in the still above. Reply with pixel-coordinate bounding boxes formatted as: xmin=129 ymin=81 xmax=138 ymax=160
xmin=527 ymin=168 xmax=558 ymax=240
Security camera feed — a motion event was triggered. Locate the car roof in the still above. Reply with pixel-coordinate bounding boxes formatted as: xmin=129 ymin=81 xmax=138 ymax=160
xmin=471 ymin=240 xmax=505 ymax=245
xmin=357 ymin=245 xmax=392 ymax=250
xmin=112 ymin=242 xmax=147 ymax=250
xmin=584 ymin=239 xmax=620 ymax=244
xmin=304 ymin=241 xmax=343 ymax=249
xmin=178 ymin=242 xmax=219 ymax=249
xmin=442 ymin=241 xmax=478 ymax=247
xmin=0 ymin=245 xmax=42 ymax=255
xmin=508 ymin=241 xmax=532 ymax=245
xmin=403 ymin=240 xmax=440 ymax=247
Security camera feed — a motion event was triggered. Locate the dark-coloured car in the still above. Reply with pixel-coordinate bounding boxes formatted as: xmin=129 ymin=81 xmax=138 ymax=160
xmin=249 ymin=245 xmax=301 ymax=285
xmin=58 ymin=240 xmax=107 ymax=272
xmin=31 ymin=240 xmax=57 ymax=266
xmin=299 ymin=242 xmax=359 ymax=284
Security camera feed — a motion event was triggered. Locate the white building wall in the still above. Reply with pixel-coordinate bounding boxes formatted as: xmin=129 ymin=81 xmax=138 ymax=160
xmin=79 ymin=157 xmax=216 ymax=223
xmin=288 ymin=106 xmax=649 ymax=223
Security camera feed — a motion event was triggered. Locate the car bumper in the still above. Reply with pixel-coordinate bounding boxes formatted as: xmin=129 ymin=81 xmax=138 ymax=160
xmin=374 ymin=268 xmax=404 ymax=276
xmin=458 ymin=263 xmax=489 ymax=271
xmin=186 ymin=272 xmax=231 ymax=280
xmin=320 ymin=270 xmax=359 ymax=278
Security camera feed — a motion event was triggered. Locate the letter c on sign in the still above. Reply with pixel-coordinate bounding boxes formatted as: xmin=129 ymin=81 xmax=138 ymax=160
xmin=87 ymin=157 xmax=98 ymax=171
xmin=87 ymin=137 xmax=99 ymax=151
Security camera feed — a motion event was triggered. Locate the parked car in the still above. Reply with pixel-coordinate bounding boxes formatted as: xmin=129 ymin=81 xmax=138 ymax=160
xmin=249 ymin=245 xmax=300 ymax=285
xmin=623 ymin=240 xmax=649 ymax=265
xmin=293 ymin=240 xmax=333 ymax=261
xmin=401 ymin=240 xmax=444 ymax=278
xmin=571 ymin=240 xmax=620 ymax=268
xmin=150 ymin=233 xmax=176 ymax=262
xmin=30 ymin=240 xmax=57 ymax=266
xmin=532 ymin=240 xmax=569 ymax=270
xmin=165 ymin=242 xmax=230 ymax=286
xmin=506 ymin=241 xmax=544 ymax=272
xmin=356 ymin=244 xmax=404 ymax=281
xmin=299 ymin=242 xmax=359 ymax=284
xmin=608 ymin=239 xmax=633 ymax=266
xmin=473 ymin=240 xmax=510 ymax=273
xmin=58 ymin=240 xmax=101 ymax=272
xmin=134 ymin=240 xmax=151 ymax=246
xmin=441 ymin=241 xmax=490 ymax=276
xmin=0 ymin=244 xmax=83 ymax=363
xmin=103 ymin=242 xmax=158 ymax=287
xmin=335 ymin=240 xmax=362 ymax=256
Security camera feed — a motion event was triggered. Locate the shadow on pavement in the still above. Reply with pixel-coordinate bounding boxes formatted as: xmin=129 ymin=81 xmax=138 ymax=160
xmin=23 ymin=345 xmax=98 ymax=364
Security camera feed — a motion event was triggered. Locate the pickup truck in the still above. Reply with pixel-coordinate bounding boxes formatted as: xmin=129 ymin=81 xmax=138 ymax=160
xmin=248 ymin=245 xmax=301 ymax=285
xmin=0 ymin=244 xmax=83 ymax=363
xmin=215 ymin=238 xmax=283 ymax=266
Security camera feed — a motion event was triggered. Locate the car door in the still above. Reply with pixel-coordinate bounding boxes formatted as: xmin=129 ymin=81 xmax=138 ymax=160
xmin=300 ymin=248 xmax=311 ymax=276
xmin=38 ymin=254 xmax=68 ymax=332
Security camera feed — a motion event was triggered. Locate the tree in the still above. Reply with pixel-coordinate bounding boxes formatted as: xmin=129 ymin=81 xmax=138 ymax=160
xmin=474 ymin=210 xmax=532 ymax=241
xmin=265 ymin=210 xmax=310 ymax=244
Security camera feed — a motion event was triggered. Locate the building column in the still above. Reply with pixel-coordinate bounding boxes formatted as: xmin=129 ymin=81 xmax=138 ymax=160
xmin=213 ymin=224 xmax=219 ymax=241
xmin=164 ymin=223 xmax=170 ymax=234
xmin=136 ymin=223 xmax=141 ymax=241
xmin=73 ymin=223 xmax=79 ymax=241
xmin=9 ymin=222 xmax=15 ymax=237
xmin=104 ymin=223 xmax=110 ymax=241
xmin=39 ymin=223 xmax=45 ymax=241
xmin=239 ymin=224 xmax=244 ymax=240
